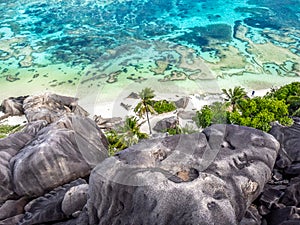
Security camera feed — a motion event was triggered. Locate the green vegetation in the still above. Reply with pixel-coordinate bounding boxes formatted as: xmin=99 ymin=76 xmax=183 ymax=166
xmin=193 ymin=83 xmax=299 ymax=132
xmin=165 ymin=124 xmax=198 ymax=135
xmin=266 ymin=82 xmax=300 ymax=115
xmin=106 ymin=83 xmax=300 ymax=154
xmin=106 ymin=116 xmax=148 ymax=156
xmin=193 ymin=102 xmax=229 ymax=128
xmin=134 ymin=88 xmax=177 ymax=134
xmin=134 ymin=88 xmax=156 ymax=134
xmin=0 ymin=124 xmax=24 ymax=139
xmin=228 ymin=97 xmax=293 ymax=132
xmin=222 ymin=86 xmax=247 ymax=111
xmin=152 ymin=100 xmax=176 ymax=114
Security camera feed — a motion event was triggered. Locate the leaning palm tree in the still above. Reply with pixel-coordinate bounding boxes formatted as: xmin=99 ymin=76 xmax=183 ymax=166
xmin=134 ymin=87 xmax=156 ymax=134
xmin=118 ymin=116 xmax=148 ymax=148
xmin=106 ymin=116 xmax=148 ymax=155
xmin=222 ymin=86 xmax=247 ymax=111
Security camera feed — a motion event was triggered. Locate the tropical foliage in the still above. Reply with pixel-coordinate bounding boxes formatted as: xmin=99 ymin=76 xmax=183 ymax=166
xmin=266 ymin=82 xmax=300 ymax=115
xmin=105 ymin=116 xmax=148 ymax=156
xmin=134 ymin=87 xmax=156 ymax=134
xmin=222 ymin=86 xmax=247 ymax=111
xmin=165 ymin=124 xmax=198 ymax=135
xmin=193 ymin=83 xmax=299 ymax=132
xmin=228 ymin=97 xmax=293 ymax=132
xmin=193 ymin=102 xmax=229 ymax=128
xmin=0 ymin=124 xmax=24 ymax=139
xmin=152 ymin=100 xmax=176 ymax=114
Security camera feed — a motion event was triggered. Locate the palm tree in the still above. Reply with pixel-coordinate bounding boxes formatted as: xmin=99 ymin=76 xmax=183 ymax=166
xmin=134 ymin=87 xmax=156 ymax=134
xmin=222 ymin=86 xmax=247 ymax=111
xmin=106 ymin=116 xmax=148 ymax=155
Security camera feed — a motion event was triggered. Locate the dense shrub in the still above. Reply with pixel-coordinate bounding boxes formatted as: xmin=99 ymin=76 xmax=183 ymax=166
xmin=152 ymin=100 xmax=176 ymax=114
xmin=228 ymin=97 xmax=293 ymax=132
xmin=266 ymin=82 xmax=300 ymax=114
xmin=193 ymin=102 xmax=229 ymax=128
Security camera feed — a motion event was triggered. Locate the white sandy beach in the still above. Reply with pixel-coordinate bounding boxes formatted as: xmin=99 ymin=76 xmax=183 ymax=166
xmin=0 ymin=87 xmax=271 ymax=131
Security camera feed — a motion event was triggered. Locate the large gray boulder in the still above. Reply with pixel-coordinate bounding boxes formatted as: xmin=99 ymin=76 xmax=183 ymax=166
xmin=23 ymin=93 xmax=89 ymax=123
xmin=10 ymin=115 xmax=108 ymax=197
xmin=173 ymin=97 xmax=189 ymax=109
xmin=19 ymin=179 xmax=87 ymax=225
xmin=270 ymin=117 xmax=300 ymax=168
xmin=0 ymin=96 xmax=28 ymax=116
xmin=0 ymin=120 xmax=48 ymax=204
xmin=153 ymin=116 xmax=178 ymax=132
xmin=87 ymin=124 xmax=279 ymax=225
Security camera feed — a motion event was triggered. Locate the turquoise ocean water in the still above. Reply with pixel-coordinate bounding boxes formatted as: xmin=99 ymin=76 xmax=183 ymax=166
xmin=0 ymin=0 xmax=299 ymax=99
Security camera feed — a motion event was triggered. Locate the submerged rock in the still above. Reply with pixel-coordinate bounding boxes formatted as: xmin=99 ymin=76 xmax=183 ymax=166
xmin=88 ymin=124 xmax=279 ymax=225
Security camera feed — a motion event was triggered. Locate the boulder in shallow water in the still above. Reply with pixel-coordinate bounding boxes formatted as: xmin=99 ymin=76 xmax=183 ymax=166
xmin=88 ymin=124 xmax=279 ymax=225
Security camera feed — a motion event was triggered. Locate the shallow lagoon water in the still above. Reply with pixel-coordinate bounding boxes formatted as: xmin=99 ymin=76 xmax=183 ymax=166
xmin=0 ymin=0 xmax=299 ymax=101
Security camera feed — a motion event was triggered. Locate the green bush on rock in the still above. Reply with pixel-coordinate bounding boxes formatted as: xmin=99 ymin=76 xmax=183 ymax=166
xmin=0 ymin=124 xmax=24 ymax=139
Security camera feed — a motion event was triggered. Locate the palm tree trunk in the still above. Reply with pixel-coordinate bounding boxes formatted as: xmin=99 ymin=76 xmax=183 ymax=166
xmin=145 ymin=104 xmax=152 ymax=135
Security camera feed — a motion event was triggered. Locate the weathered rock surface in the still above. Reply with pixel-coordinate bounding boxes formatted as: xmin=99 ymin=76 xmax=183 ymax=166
xmin=23 ymin=93 xmax=89 ymax=123
xmin=0 ymin=96 xmax=28 ymax=116
xmin=62 ymin=183 xmax=89 ymax=216
xmin=173 ymin=96 xmax=189 ymax=109
xmin=0 ymin=214 xmax=24 ymax=225
xmin=0 ymin=120 xmax=48 ymax=203
xmin=11 ymin=115 xmax=108 ymax=197
xmin=270 ymin=118 xmax=300 ymax=166
xmin=0 ymin=197 xmax=28 ymax=220
xmin=19 ymin=179 xmax=87 ymax=225
xmin=0 ymin=93 xmax=109 ymax=224
xmin=94 ymin=115 xmax=123 ymax=130
xmin=88 ymin=124 xmax=279 ymax=225
xmin=253 ymin=118 xmax=300 ymax=225
xmin=177 ymin=110 xmax=196 ymax=120
xmin=153 ymin=116 xmax=178 ymax=132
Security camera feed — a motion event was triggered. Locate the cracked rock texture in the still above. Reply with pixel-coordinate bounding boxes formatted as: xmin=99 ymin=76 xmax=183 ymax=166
xmin=88 ymin=124 xmax=279 ymax=225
